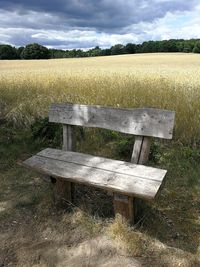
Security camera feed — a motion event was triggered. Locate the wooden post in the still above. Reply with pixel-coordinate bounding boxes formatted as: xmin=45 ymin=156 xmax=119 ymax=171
xmin=62 ymin=124 xmax=76 ymax=151
xmin=113 ymin=136 xmax=151 ymax=224
xmin=131 ymin=136 xmax=151 ymax=165
xmin=53 ymin=124 xmax=76 ymax=206
xmin=52 ymin=178 xmax=72 ymax=207
xmin=113 ymin=194 xmax=135 ymax=224
xmin=131 ymin=136 xmax=151 ymax=220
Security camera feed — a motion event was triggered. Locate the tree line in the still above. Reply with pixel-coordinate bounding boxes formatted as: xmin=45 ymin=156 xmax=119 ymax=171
xmin=1 ymin=39 xmax=200 ymax=60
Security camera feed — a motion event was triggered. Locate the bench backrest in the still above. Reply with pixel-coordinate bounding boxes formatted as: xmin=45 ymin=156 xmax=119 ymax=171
xmin=49 ymin=103 xmax=175 ymax=139
xmin=49 ymin=103 xmax=175 ymax=165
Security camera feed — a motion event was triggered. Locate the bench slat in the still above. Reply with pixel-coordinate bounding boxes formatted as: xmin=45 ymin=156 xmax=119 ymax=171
xmin=38 ymin=148 xmax=166 ymax=182
xmin=23 ymin=148 xmax=167 ymax=200
xmin=49 ymin=103 xmax=175 ymax=139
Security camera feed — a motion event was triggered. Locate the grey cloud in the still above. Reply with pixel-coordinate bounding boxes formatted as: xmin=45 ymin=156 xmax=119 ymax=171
xmin=0 ymin=0 xmax=198 ymax=31
xmin=0 ymin=0 xmax=199 ymax=49
xmin=2 ymin=28 xmax=104 ymax=49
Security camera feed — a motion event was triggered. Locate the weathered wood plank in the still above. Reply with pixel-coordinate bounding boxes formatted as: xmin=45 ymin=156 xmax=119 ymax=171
xmin=115 ymin=136 xmax=151 ymax=222
xmin=23 ymin=154 xmax=166 ymax=201
xmin=131 ymin=136 xmax=151 ymax=164
xmin=49 ymin=103 xmax=175 ymax=139
xmin=138 ymin=137 xmax=151 ymax=165
xmin=53 ymin=124 xmax=76 ymax=205
xmin=131 ymin=136 xmax=143 ymax=164
xmin=52 ymin=178 xmax=72 ymax=207
xmin=113 ymin=195 xmax=134 ymax=223
xmin=63 ymin=124 xmax=76 ymax=151
xmin=132 ymin=136 xmax=152 ymax=220
xmin=37 ymin=148 xmax=166 ymax=182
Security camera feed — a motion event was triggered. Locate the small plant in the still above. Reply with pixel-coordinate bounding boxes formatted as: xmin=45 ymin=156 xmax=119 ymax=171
xmin=116 ymin=136 xmax=134 ymax=159
xmin=71 ymin=209 xmax=102 ymax=237
xmin=31 ymin=117 xmax=62 ymax=146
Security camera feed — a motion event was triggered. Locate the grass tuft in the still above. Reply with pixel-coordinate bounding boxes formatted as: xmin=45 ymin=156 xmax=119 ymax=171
xmin=107 ymin=214 xmax=145 ymax=256
xmin=71 ymin=208 xmax=103 ymax=237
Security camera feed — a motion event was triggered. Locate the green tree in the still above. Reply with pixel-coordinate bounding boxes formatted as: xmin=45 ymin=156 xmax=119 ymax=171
xmin=101 ymin=48 xmax=111 ymax=56
xmin=111 ymin=44 xmax=124 ymax=55
xmin=176 ymin=40 xmax=184 ymax=52
xmin=21 ymin=43 xmax=50 ymax=59
xmin=16 ymin=46 xmax=24 ymax=59
xmin=193 ymin=42 xmax=200 ymax=53
xmin=135 ymin=44 xmax=142 ymax=53
xmin=142 ymin=41 xmax=159 ymax=53
xmin=166 ymin=39 xmax=179 ymax=52
xmin=88 ymin=46 xmax=102 ymax=57
xmin=124 ymin=43 xmax=136 ymax=54
xmin=183 ymin=43 xmax=192 ymax=53
xmin=0 ymin=45 xmax=18 ymax=59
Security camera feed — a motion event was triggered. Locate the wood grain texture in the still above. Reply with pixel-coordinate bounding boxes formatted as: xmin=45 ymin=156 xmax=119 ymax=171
xmin=131 ymin=136 xmax=151 ymax=165
xmin=131 ymin=136 xmax=143 ymax=164
xmin=23 ymin=148 xmax=167 ymax=200
xmin=117 ymin=136 xmax=151 ymax=222
xmin=113 ymin=195 xmax=134 ymax=223
xmin=60 ymin=124 xmax=76 ymax=204
xmin=38 ymin=148 xmax=166 ymax=182
xmin=53 ymin=178 xmax=72 ymax=206
xmin=138 ymin=137 xmax=151 ymax=164
xmin=49 ymin=103 xmax=175 ymax=139
xmin=131 ymin=136 xmax=152 ymax=220
xmin=63 ymin=124 xmax=76 ymax=151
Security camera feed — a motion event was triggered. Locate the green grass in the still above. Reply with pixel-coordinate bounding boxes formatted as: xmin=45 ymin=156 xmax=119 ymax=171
xmin=0 ymin=121 xmax=199 ymax=266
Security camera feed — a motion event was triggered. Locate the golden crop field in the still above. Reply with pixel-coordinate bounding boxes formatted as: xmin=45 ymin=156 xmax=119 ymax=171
xmin=0 ymin=53 xmax=200 ymax=144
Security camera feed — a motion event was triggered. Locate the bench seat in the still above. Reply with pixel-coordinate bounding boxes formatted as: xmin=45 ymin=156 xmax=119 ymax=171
xmin=23 ymin=148 xmax=167 ymax=201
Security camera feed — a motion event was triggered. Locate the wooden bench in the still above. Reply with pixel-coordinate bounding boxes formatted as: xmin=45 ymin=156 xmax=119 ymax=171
xmin=23 ymin=103 xmax=175 ymax=223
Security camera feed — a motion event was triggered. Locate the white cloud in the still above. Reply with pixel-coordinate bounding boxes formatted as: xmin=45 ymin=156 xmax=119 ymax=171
xmin=127 ymin=4 xmax=200 ymax=41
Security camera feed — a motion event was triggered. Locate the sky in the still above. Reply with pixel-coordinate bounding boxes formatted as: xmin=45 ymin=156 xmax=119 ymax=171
xmin=0 ymin=0 xmax=200 ymax=50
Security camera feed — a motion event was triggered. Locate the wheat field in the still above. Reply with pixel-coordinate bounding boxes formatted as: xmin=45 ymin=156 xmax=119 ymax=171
xmin=0 ymin=53 xmax=200 ymax=144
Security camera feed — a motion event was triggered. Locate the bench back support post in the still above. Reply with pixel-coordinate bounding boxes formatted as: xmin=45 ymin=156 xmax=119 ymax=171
xmin=131 ymin=136 xmax=151 ymax=164
xmin=63 ymin=124 xmax=76 ymax=151
xmin=113 ymin=136 xmax=151 ymax=223
xmin=53 ymin=124 xmax=76 ymax=206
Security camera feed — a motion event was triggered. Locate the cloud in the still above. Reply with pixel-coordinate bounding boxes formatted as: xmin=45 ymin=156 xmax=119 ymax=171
xmin=0 ymin=0 xmax=198 ymax=31
xmin=0 ymin=0 xmax=199 ymax=49
xmin=127 ymin=4 xmax=200 ymax=41
xmin=0 ymin=27 xmax=140 ymax=49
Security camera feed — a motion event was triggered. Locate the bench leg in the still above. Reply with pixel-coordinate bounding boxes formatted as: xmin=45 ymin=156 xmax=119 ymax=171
xmin=113 ymin=194 xmax=135 ymax=224
xmin=134 ymin=198 xmax=145 ymax=221
xmin=52 ymin=178 xmax=72 ymax=207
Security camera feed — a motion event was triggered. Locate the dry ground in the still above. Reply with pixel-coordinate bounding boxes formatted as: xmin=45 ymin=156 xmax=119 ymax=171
xmin=0 ymin=124 xmax=199 ymax=267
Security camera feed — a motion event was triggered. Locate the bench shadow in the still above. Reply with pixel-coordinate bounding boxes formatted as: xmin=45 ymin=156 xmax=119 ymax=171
xmin=73 ymin=184 xmax=115 ymax=218
xmin=71 ymin=183 xmax=200 ymax=256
